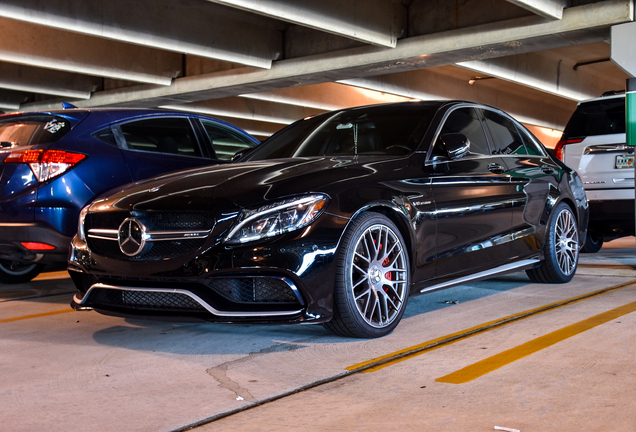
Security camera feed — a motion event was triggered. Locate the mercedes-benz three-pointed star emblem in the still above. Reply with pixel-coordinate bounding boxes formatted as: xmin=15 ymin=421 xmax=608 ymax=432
xmin=118 ymin=218 xmax=146 ymax=256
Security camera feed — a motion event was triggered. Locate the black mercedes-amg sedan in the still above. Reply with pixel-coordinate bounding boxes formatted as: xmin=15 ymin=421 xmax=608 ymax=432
xmin=68 ymin=101 xmax=588 ymax=338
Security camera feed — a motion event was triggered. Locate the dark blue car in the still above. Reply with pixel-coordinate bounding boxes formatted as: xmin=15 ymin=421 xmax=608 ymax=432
xmin=0 ymin=107 xmax=259 ymax=283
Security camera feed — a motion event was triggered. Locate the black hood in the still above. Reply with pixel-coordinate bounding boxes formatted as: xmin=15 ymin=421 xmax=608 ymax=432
xmin=93 ymin=156 xmax=411 ymax=213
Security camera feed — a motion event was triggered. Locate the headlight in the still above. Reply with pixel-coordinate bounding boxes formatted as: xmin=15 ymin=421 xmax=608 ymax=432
xmin=224 ymin=194 xmax=329 ymax=244
xmin=77 ymin=204 xmax=90 ymax=242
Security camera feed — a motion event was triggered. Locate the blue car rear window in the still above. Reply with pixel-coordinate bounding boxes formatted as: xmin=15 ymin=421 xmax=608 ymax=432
xmin=0 ymin=115 xmax=71 ymax=148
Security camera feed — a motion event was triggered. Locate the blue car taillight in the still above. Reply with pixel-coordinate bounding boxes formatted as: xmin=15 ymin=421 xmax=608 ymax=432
xmin=4 ymin=149 xmax=87 ymax=183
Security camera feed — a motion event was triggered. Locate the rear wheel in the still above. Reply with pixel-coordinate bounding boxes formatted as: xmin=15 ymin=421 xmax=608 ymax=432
xmin=581 ymin=231 xmax=603 ymax=254
xmin=526 ymin=202 xmax=579 ymax=283
xmin=324 ymin=213 xmax=410 ymax=338
xmin=0 ymin=261 xmax=45 ymax=284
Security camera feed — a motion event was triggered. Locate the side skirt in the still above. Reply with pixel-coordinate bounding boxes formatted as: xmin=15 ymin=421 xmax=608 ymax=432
xmin=419 ymin=258 xmax=540 ymax=294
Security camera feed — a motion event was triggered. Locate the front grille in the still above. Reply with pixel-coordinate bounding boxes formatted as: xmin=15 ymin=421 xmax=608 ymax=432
xmin=206 ymin=278 xmax=299 ymax=303
xmin=85 ymin=211 xmax=215 ymax=231
xmin=88 ymin=237 xmax=207 ymax=260
xmin=85 ymin=210 xmax=214 ymax=260
xmin=146 ymin=212 xmax=215 ymax=231
xmin=85 ymin=211 xmax=129 ymax=231
xmin=86 ymin=287 xmax=207 ymax=312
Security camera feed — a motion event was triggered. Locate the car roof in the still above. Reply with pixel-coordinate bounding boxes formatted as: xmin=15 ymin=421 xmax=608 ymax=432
xmin=577 ymin=92 xmax=625 ymax=105
xmin=4 ymin=107 xmax=207 ymax=117
xmin=0 ymin=107 xmax=258 ymax=141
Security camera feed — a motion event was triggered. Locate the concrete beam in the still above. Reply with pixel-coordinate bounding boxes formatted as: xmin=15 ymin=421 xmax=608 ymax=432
xmin=505 ymin=0 xmax=568 ymax=20
xmin=206 ymin=0 xmax=406 ymax=48
xmin=0 ymin=89 xmax=29 ymax=110
xmin=0 ymin=18 xmax=181 ymax=85
xmin=20 ymin=0 xmax=632 ymax=111
xmin=160 ymin=97 xmax=324 ymax=125
xmin=456 ymin=49 xmax=623 ymax=101
xmin=240 ymin=82 xmax=413 ymax=111
xmin=0 ymin=62 xmax=100 ymax=99
xmin=338 ymin=68 xmax=577 ymax=130
xmin=0 ymin=0 xmax=281 ymax=69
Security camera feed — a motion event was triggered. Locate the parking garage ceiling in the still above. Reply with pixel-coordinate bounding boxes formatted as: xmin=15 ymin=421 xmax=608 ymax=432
xmin=0 ymin=0 xmax=632 ymax=142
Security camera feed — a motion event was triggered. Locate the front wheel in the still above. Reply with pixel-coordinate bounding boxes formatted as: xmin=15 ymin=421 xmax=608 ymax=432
xmin=0 ymin=260 xmax=45 ymax=284
xmin=324 ymin=213 xmax=410 ymax=338
xmin=526 ymin=202 xmax=579 ymax=283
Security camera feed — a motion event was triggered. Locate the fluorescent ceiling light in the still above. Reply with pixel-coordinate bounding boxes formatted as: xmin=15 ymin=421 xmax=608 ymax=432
xmin=0 ymin=82 xmax=90 ymax=99
xmin=0 ymin=101 xmax=20 ymax=110
xmin=456 ymin=60 xmax=593 ymax=101
xmin=337 ymin=79 xmax=436 ymax=102
xmin=239 ymin=93 xmax=340 ymax=111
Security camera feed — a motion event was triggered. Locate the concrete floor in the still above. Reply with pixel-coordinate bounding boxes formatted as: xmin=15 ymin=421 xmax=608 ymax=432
xmin=1 ymin=238 xmax=635 ymax=432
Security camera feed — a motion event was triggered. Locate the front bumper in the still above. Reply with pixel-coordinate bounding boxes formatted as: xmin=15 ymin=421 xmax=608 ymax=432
xmin=70 ymin=279 xmax=310 ymax=324
xmin=67 ymin=218 xmax=343 ymax=323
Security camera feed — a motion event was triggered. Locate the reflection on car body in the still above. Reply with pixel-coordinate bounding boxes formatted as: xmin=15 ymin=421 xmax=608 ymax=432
xmin=69 ymin=101 xmax=588 ymax=338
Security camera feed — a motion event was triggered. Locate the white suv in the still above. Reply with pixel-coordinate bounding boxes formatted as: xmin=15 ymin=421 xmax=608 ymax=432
xmin=555 ymin=92 xmax=634 ymax=252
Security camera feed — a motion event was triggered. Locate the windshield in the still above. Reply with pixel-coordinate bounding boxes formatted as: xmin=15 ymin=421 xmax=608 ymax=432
xmin=245 ymin=103 xmax=440 ymax=161
xmin=0 ymin=115 xmax=71 ymax=149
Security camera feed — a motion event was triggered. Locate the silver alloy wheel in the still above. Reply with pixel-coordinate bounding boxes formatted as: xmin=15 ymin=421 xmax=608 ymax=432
xmin=349 ymin=223 xmax=408 ymax=328
xmin=555 ymin=208 xmax=579 ymax=276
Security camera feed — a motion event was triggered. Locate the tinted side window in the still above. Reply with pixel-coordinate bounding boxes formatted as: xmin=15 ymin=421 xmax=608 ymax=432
xmin=439 ymin=107 xmax=490 ymax=155
xmin=201 ymin=120 xmax=256 ymax=161
xmin=481 ymin=110 xmax=527 ymax=155
xmin=119 ymin=117 xmax=202 ymax=157
xmin=562 ymin=97 xmax=625 ymax=139
xmin=517 ymin=127 xmax=545 ymax=156
xmin=92 ymin=128 xmax=117 ymax=146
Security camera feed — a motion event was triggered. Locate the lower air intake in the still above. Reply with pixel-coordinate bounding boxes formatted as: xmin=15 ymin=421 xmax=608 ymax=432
xmin=206 ymin=277 xmax=299 ymax=303
xmin=86 ymin=287 xmax=207 ymax=312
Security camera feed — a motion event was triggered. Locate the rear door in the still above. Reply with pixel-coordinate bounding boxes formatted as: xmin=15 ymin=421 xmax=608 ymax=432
xmin=198 ymin=119 xmax=258 ymax=161
xmin=114 ymin=116 xmax=217 ymax=182
xmin=479 ymin=108 xmax=560 ymax=259
xmin=429 ymin=106 xmax=513 ymax=278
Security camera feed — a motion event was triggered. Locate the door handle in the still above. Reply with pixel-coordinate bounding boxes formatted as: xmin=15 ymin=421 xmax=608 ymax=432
xmin=488 ymin=163 xmax=505 ymax=174
xmin=541 ymin=165 xmax=555 ymax=174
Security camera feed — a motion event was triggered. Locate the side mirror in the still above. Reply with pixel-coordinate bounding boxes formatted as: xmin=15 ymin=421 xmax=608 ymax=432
xmin=440 ymin=133 xmax=470 ymax=160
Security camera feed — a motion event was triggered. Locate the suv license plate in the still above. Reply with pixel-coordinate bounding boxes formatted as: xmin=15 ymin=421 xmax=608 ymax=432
xmin=616 ymin=155 xmax=634 ymax=169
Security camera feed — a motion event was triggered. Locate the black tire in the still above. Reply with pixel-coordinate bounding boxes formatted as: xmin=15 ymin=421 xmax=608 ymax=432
xmin=526 ymin=202 xmax=579 ymax=284
xmin=324 ymin=212 xmax=410 ymax=338
xmin=581 ymin=231 xmax=603 ymax=254
xmin=0 ymin=260 xmax=45 ymax=284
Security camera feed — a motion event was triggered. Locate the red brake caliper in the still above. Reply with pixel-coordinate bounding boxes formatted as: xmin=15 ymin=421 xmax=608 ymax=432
xmin=377 ymin=241 xmax=392 ymax=290
xmin=383 ymin=254 xmax=392 ymax=291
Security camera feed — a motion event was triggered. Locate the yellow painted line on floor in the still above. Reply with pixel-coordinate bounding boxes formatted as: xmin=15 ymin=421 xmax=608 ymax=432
xmin=33 ymin=270 xmax=70 ymax=281
xmin=346 ymin=279 xmax=636 ymax=374
xmin=437 ymin=300 xmax=636 ymax=384
xmin=0 ymin=308 xmax=75 ymax=323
